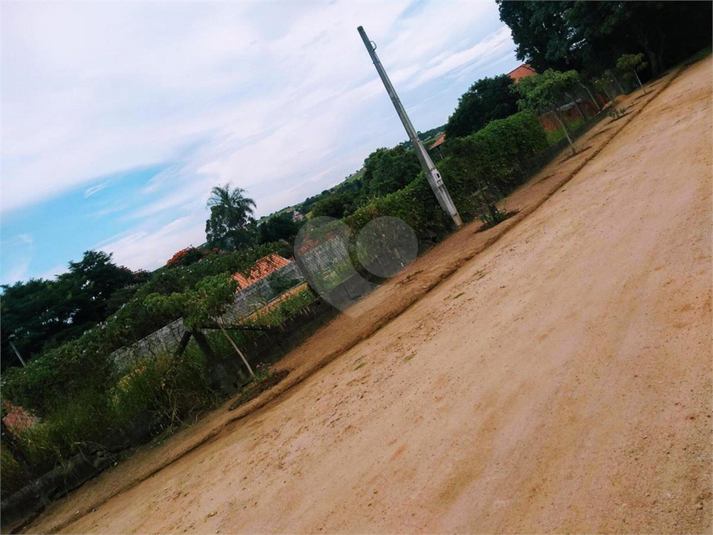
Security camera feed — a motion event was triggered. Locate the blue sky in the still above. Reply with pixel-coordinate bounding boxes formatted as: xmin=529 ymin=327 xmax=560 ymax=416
xmin=1 ymin=0 xmax=520 ymax=284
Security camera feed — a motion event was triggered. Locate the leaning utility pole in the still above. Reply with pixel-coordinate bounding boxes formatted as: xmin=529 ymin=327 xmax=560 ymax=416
xmin=357 ymin=26 xmax=462 ymax=228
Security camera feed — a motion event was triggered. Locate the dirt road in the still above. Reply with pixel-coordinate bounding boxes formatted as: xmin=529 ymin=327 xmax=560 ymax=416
xmin=30 ymin=58 xmax=712 ymax=534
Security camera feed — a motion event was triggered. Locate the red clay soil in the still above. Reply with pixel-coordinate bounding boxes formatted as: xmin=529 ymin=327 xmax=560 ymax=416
xmin=21 ymin=57 xmax=712 ymax=534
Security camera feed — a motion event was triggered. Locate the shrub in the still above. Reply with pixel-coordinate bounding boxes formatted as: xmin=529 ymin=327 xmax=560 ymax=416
xmin=109 ymin=348 xmax=214 ymax=426
xmin=343 ymin=111 xmax=547 ymax=239
xmin=1 ymin=445 xmax=30 ymax=498
xmin=8 ymin=348 xmax=215 ymax=478
xmin=13 ymin=389 xmax=110 ymax=475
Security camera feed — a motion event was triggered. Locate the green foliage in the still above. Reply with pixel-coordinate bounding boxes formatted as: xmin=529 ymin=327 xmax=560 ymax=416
xmin=445 ymin=75 xmax=519 ymax=139
xmin=616 ymin=53 xmax=648 ymax=91
xmin=616 ymin=53 xmax=647 ymax=73
xmin=205 ymin=184 xmax=256 ymax=251
xmin=13 ymin=389 xmax=110 ymax=474
xmin=361 ymin=145 xmax=421 ymax=198
xmin=145 ymin=274 xmax=238 ymax=331
xmin=311 ymin=193 xmax=351 ymax=219
xmin=2 ymin=328 xmax=114 ymax=415
xmin=1 ymin=445 xmax=30 ymax=498
xmin=1 ymin=251 xmax=139 ymax=369
xmin=344 ymin=173 xmax=450 ymax=243
xmin=343 ymin=111 xmax=547 ymax=239
xmin=497 ymin=1 xmax=712 ymax=77
xmin=242 ymin=285 xmax=317 ymax=328
xmin=1 ymin=244 xmax=283 ymax=416
xmin=513 ymin=69 xmax=581 ymax=113
xmin=9 ymin=349 xmax=214 ymax=477
xmin=257 ymin=212 xmax=300 ymax=245
xmin=109 ymin=349 xmax=214 ymax=426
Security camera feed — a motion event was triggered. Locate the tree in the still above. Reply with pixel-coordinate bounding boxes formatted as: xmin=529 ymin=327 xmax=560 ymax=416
xmin=311 ymin=194 xmax=349 ymax=219
xmin=361 ymin=145 xmax=421 ymax=198
xmin=205 ymin=184 xmax=256 ymax=251
xmin=498 ymin=1 xmax=712 ymax=78
xmin=1 ymin=251 xmax=137 ymax=369
xmin=166 ymin=246 xmax=204 ymax=268
xmin=55 ymin=251 xmax=137 ymax=338
xmin=616 ymin=53 xmax=648 ymax=94
xmin=145 ymin=274 xmax=252 ymax=394
xmin=497 ymin=1 xmax=585 ymax=73
xmin=257 ymin=213 xmax=300 ymax=245
xmin=445 ymin=75 xmax=520 ymax=139
xmin=1 ymin=279 xmax=58 ymax=369
xmin=514 ymin=69 xmax=582 ymax=151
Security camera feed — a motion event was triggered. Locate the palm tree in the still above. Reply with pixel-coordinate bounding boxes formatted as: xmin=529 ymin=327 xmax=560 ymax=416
xmin=205 ymin=184 xmax=256 ymax=251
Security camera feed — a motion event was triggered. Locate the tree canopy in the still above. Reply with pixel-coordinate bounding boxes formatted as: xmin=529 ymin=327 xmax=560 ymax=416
xmin=445 ymin=75 xmax=519 ymax=139
xmin=205 ymin=184 xmax=256 ymax=251
xmin=514 ymin=69 xmax=581 ymax=149
xmin=1 ymin=251 xmax=140 ymax=369
xmin=257 ymin=212 xmax=301 ymax=245
xmin=514 ymin=69 xmax=581 ymax=112
xmin=497 ymin=1 xmax=712 ymax=77
xmin=311 ymin=193 xmax=351 ymax=219
xmin=362 ymin=145 xmax=421 ymax=198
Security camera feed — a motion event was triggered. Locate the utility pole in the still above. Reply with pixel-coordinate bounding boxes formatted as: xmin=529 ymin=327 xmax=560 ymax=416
xmin=357 ymin=26 xmax=462 ymax=228
xmin=9 ymin=341 xmax=25 ymax=367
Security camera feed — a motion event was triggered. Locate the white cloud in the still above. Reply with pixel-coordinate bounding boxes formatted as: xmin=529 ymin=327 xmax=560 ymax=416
xmin=2 ymin=0 xmax=519 ymax=273
xmin=0 ymin=234 xmax=34 ymax=284
xmin=84 ymin=182 xmax=109 ymax=198
xmin=98 ymin=215 xmax=207 ymax=271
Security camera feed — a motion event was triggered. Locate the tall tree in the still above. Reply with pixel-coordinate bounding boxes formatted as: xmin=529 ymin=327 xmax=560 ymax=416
xmin=0 ymin=251 xmax=137 ymax=368
xmin=445 ymin=75 xmax=520 ymax=139
xmin=514 ymin=69 xmax=582 ymax=151
xmin=311 ymin=194 xmax=350 ymax=219
xmin=257 ymin=213 xmax=300 ymax=245
xmin=498 ymin=1 xmax=712 ymax=78
xmin=57 ymin=251 xmax=136 ymax=332
xmin=616 ymin=53 xmax=648 ymax=94
xmin=497 ymin=1 xmax=584 ymax=73
xmin=205 ymin=184 xmax=256 ymax=251
xmin=362 ymin=145 xmax=421 ymax=198
xmin=1 ymin=279 xmax=59 ymax=369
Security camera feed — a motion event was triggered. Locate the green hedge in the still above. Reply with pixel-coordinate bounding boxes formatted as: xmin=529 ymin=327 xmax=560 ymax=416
xmin=344 ymin=111 xmax=547 ymax=239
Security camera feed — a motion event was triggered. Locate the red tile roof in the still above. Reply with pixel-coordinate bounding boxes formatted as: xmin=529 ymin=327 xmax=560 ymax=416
xmin=507 ymin=63 xmax=537 ymax=82
xmin=232 ymin=254 xmax=292 ymax=290
xmin=429 ymin=132 xmax=446 ymax=149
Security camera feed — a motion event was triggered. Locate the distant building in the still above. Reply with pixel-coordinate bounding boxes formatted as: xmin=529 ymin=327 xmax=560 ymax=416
xmin=507 ymin=63 xmax=537 ymax=83
xmin=232 ymin=253 xmax=292 ymax=290
xmin=291 ymin=210 xmax=304 ymax=222
xmin=429 ymin=132 xmax=446 ymax=150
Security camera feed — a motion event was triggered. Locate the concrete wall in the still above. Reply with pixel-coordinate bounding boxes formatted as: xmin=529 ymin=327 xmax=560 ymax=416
xmin=110 ymin=238 xmax=348 ymax=372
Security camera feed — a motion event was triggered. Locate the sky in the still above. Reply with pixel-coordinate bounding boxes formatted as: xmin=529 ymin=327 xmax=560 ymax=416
xmin=1 ymin=0 xmax=520 ymax=285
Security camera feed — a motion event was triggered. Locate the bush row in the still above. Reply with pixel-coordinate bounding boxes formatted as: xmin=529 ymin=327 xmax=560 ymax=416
xmin=343 ymin=111 xmax=548 ymax=238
